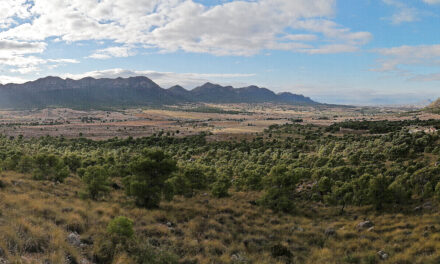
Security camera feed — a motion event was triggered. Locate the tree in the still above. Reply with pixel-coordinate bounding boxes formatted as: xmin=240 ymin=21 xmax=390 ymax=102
xmin=63 ymin=154 xmax=82 ymax=172
xmin=32 ymin=153 xmax=70 ymax=182
xmin=318 ymin=176 xmax=332 ymax=195
xmin=259 ymin=165 xmax=299 ymax=213
xmin=82 ymin=165 xmax=111 ymax=200
xmin=325 ymin=181 xmax=353 ymax=214
xmin=435 ymin=182 xmax=440 ymax=201
xmin=17 ymin=155 xmax=33 ymax=173
xmin=368 ymin=174 xmax=391 ymax=210
xmin=211 ymin=174 xmax=231 ymax=198
xmin=170 ymin=165 xmax=208 ymax=197
xmin=123 ymin=149 xmax=177 ymax=208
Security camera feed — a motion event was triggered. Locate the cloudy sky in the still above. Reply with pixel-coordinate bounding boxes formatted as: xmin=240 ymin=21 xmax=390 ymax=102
xmin=0 ymin=0 xmax=439 ymax=105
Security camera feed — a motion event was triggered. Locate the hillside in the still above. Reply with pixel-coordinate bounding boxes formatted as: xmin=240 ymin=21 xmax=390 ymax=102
xmin=426 ymin=98 xmax=440 ymax=113
xmin=1 ymin=119 xmax=440 ymax=263
xmin=0 ymin=77 xmax=317 ymax=109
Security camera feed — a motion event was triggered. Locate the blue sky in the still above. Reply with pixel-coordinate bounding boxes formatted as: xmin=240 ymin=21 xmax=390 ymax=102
xmin=0 ymin=0 xmax=439 ymax=105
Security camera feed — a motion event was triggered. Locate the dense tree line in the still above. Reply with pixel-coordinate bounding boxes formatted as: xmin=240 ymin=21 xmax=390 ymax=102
xmin=0 ymin=120 xmax=440 ymax=213
xmin=326 ymin=119 xmax=440 ymax=133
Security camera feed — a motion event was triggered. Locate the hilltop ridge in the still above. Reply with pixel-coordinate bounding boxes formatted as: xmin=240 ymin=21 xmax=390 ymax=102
xmin=0 ymin=76 xmax=317 ymax=109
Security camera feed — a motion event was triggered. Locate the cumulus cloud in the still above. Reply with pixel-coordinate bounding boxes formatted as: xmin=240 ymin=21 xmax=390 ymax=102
xmin=61 ymin=68 xmax=256 ymax=88
xmin=0 ymin=0 xmax=371 ymax=56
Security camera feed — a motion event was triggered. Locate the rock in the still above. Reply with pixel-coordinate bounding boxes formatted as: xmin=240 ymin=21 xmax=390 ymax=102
xmin=357 ymin=221 xmax=374 ymax=230
xmin=325 ymin=228 xmax=336 ymax=236
xmin=230 ymin=253 xmax=247 ymax=262
xmin=80 ymin=259 xmax=91 ymax=264
xmin=166 ymin=221 xmax=174 ymax=228
xmin=67 ymin=232 xmax=81 ymax=247
xmin=367 ymin=227 xmax=375 ymax=232
xmin=377 ymin=250 xmax=388 ymax=260
xmin=414 ymin=206 xmax=423 ymax=212
xmin=0 ymin=258 xmax=8 ymax=264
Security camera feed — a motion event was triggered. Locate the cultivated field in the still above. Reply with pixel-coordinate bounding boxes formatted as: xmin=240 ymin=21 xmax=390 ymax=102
xmin=0 ymin=104 xmax=430 ymax=140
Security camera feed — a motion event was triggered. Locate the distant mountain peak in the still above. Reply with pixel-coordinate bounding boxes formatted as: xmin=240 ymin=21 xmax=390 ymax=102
xmin=0 ymin=76 xmax=319 ymax=109
xmin=168 ymin=85 xmax=186 ymax=91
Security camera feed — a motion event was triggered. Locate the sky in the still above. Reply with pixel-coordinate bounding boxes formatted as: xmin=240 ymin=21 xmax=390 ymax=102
xmin=0 ymin=0 xmax=439 ymax=105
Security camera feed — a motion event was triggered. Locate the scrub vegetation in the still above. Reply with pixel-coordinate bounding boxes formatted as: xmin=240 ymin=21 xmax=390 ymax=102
xmin=1 ymin=118 xmax=440 ymax=263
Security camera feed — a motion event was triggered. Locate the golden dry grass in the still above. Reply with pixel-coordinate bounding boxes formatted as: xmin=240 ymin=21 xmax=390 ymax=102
xmin=1 ymin=171 xmax=440 ymax=263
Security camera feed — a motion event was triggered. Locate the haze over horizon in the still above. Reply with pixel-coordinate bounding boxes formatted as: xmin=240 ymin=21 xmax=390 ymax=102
xmin=0 ymin=0 xmax=439 ymax=105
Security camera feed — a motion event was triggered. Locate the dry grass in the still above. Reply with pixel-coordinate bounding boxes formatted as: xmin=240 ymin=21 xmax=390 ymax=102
xmin=0 ymin=171 xmax=440 ymax=263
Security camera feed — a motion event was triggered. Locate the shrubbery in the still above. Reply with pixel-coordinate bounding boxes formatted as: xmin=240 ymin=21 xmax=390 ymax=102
xmin=123 ymin=149 xmax=177 ymax=208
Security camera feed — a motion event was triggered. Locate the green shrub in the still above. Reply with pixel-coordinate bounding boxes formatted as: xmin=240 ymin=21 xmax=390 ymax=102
xmin=32 ymin=154 xmax=70 ymax=182
xmin=211 ymin=174 xmax=231 ymax=198
xmin=107 ymin=216 xmax=134 ymax=240
xmin=81 ymin=165 xmax=111 ymax=200
xmin=123 ymin=149 xmax=177 ymax=208
xmin=170 ymin=165 xmax=208 ymax=197
xmin=259 ymin=165 xmax=298 ymax=213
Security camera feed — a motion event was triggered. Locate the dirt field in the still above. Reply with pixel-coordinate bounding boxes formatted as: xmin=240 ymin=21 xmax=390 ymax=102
xmin=0 ymin=104 xmax=433 ymax=140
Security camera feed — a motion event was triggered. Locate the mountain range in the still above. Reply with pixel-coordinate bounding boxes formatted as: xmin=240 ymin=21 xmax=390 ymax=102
xmin=0 ymin=76 xmax=317 ymax=109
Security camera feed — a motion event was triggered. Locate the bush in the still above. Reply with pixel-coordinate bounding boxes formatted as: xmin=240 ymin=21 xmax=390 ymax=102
xmin=131 ymin=240 xmax=178 ymax=264
xmin=32 ymin=154 xmax=70 ymax=182
xmin=211 ymin=174 xmax=231 ymax=198
xmin=170 ymin=165 xmax=208 ymax=197
xmin=81 ymin=165 xmax=111 ymax=200
xmin=123 ymin=149 xmax=177 ymax=208
xmin=259 ymin=165 xmax=298 ymax=213
xmin=107 ymin=216 xmax=134 ymax=240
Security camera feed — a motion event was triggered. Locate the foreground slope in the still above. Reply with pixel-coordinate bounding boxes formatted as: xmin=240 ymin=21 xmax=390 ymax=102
xmin=0 ymin=171 xmax=439 ymax=264
xmin=0 ymin=77 xmax=317 ymax=109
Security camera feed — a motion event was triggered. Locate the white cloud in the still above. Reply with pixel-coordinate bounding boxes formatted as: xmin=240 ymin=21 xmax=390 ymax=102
xmin=373 ymin=44 xmax=440 ymax=84
xmin=61 ymin=68 xmax=256 ymax=88
xmin=374 ymin=44 xmax=440 ymax=72
xmin=0 ymin=0 xmax=32 ymax=29
xmin=410 ymin=72 xmax=440 ymax=82
xmin=382 ymin=0 xmax=419 ymax=24
xmin=0 ymin=75 xmax=30 ymax=85
xmin=0 ymin=0 xmax=371 ymax=56
xmin=88 ymin=46 xmax=135 ymax=59
xmin=422 ymin=0 xmax=440 ymax=4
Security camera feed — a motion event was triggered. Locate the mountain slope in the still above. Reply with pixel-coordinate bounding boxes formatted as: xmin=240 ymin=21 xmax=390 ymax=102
xmin=426 ymin=98 xmax=440 ymax=113
xmin=0 ymin=76 xmax=318 ymax=109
